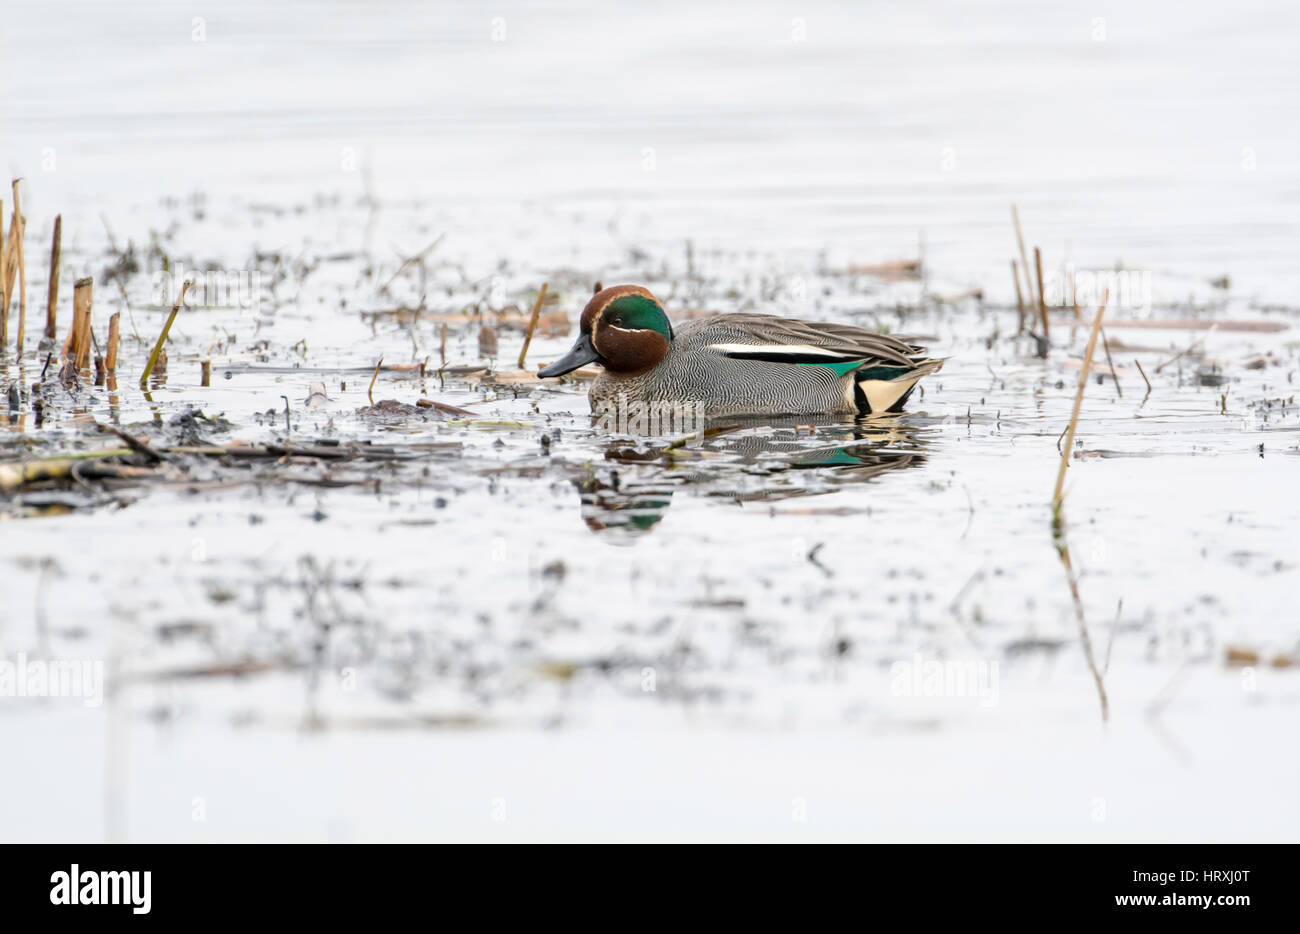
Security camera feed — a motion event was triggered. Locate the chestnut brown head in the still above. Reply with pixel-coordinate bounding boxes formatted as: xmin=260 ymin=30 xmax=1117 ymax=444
xmin=538 ymin=285 xmax=673 ymax=378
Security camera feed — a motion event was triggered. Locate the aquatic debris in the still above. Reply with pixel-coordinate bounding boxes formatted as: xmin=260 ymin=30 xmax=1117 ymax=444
xmin=359 ymin=398 xmax=475 ymax=419
xmin=474 ymin=369 xmax=544 ymax=386
xmin=95 ymin=421 xmax=166 ymax=463
xmin=1224 ymin=646 xmax=1298 ymax=669
xmin=123 ymin=659 xmax=289 ymax=685
xmin=415 ymin=398 xmax=475 ymax=416
xmin=169 ymin=409 xmax=232 ymax=444
xmin=377 ymin=234 xmax=443 ymax=296
xmin=0 ymin=437 xmax=462 ymax=498
xmin=844 ymin=258 xmax=922 ymax=281
xmin=358 ymin=399 xmax=427 ymax=418
xmin=305 ymin=381 xmax=330 ymax=409
xmin=1110 ymin=319 xmax=1286 ymax=333
xmin=1196 ymin=365 xmax=1227 ymax=387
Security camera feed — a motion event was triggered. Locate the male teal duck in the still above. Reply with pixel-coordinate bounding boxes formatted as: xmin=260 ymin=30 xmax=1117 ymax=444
xmin=538 ymin=285 xmax=943 ymax=418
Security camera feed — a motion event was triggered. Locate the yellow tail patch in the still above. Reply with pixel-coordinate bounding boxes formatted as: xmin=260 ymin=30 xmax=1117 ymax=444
xmin=860 ymin=376 xmax=920 ymax=413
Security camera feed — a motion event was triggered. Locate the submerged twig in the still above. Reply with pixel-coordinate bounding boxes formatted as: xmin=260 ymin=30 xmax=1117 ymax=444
xmin=378 ymin=235 xmax=443 ymax=295
xmin=1154 ymin=324 xmax=1216 ymax=374
xmin=1134 ymin=357 xmax=1152 ymax=401
xmin=662 ymin=423 xmax=742 ymax=451
xmin=1100 ymin=328 xmax=1121 ymax=397
xmin=94 ymin=421 xmax=166 ymax=462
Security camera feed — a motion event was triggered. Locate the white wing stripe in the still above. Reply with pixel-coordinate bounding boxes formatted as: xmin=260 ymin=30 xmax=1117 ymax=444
xmin=708 ymin=343 xmax=856 ymax=359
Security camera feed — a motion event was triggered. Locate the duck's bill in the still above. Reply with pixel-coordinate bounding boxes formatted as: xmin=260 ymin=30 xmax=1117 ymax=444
xmin=538 ymin=334 xmax=601 ymax=377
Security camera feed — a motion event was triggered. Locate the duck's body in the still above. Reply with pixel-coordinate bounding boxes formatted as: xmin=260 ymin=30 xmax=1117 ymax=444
xmin=539 ymin=286 xmax=943 ymax=418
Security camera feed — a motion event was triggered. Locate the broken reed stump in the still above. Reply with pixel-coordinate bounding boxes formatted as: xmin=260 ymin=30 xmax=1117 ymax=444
xmin=201 ymin=359 xmax=211 ymax=387
xmin=11 ymin=180 xmax=26 ymax=353
xmin=140 ymin=279 xmax=190 ymax=388
xmin=1051 ymin=288 xmax=1110 ymax=520
xmin=105 ymin=311 xmax=120 ymax=374
xmin=517 ymin=281 xmax=548 ymax=370
xmin=94 ymin=354 xmax=105 ymax=386
xmin=45 ymin=214 xmax=61 ymax=340
xmin=72 ymin=277 xmax=94 ymax=373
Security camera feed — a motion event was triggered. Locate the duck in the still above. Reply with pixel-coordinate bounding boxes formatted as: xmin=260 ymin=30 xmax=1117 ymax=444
xmin=538 ymin=285 xmax=943 ymax=418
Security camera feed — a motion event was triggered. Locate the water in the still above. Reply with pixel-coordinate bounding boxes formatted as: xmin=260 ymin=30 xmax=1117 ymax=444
xmin=1 ymin=0 xmax=1298 ymax=841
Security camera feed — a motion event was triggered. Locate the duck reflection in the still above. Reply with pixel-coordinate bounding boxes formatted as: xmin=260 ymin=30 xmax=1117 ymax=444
xmin=573 ymin=415 xmax=930 ymax=539
xmin=574 ymin=474 xmax=676 ymax=540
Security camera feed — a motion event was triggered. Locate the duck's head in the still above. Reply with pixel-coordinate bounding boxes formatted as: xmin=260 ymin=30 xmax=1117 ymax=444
xmin=538 ymin=285 xmax=673 ymax=378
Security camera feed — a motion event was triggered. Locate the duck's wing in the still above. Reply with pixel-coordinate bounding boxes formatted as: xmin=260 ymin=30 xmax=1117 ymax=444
xmin=695 ymin=313 xmax=928 ymax=368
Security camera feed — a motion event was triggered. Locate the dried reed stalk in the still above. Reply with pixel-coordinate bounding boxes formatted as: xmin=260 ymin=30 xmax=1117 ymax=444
xmin=12 ymin=181 xmax=26 ymax=352
xmin=140 ymin=280 xmax=191 ymax=388
xmin=517 ymin=282 xmax=548 ymax=369
xmin=1051 ymin=289 xmax=1109 ymax=514
xmin=1010 ymin=204 xmax=1035 ymax=305
xmin=46 ymin=215 xmax=61 ymax=339
xmin=0 ymin=199 xmax=8 ymax=348
xmin=1011 ymin=259 xmax=1025 ymax=335
xmin=1033 ymin=246 xmax=1048 ymax=338
xmin=368 ymin=355 xmax=383 ymax=405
